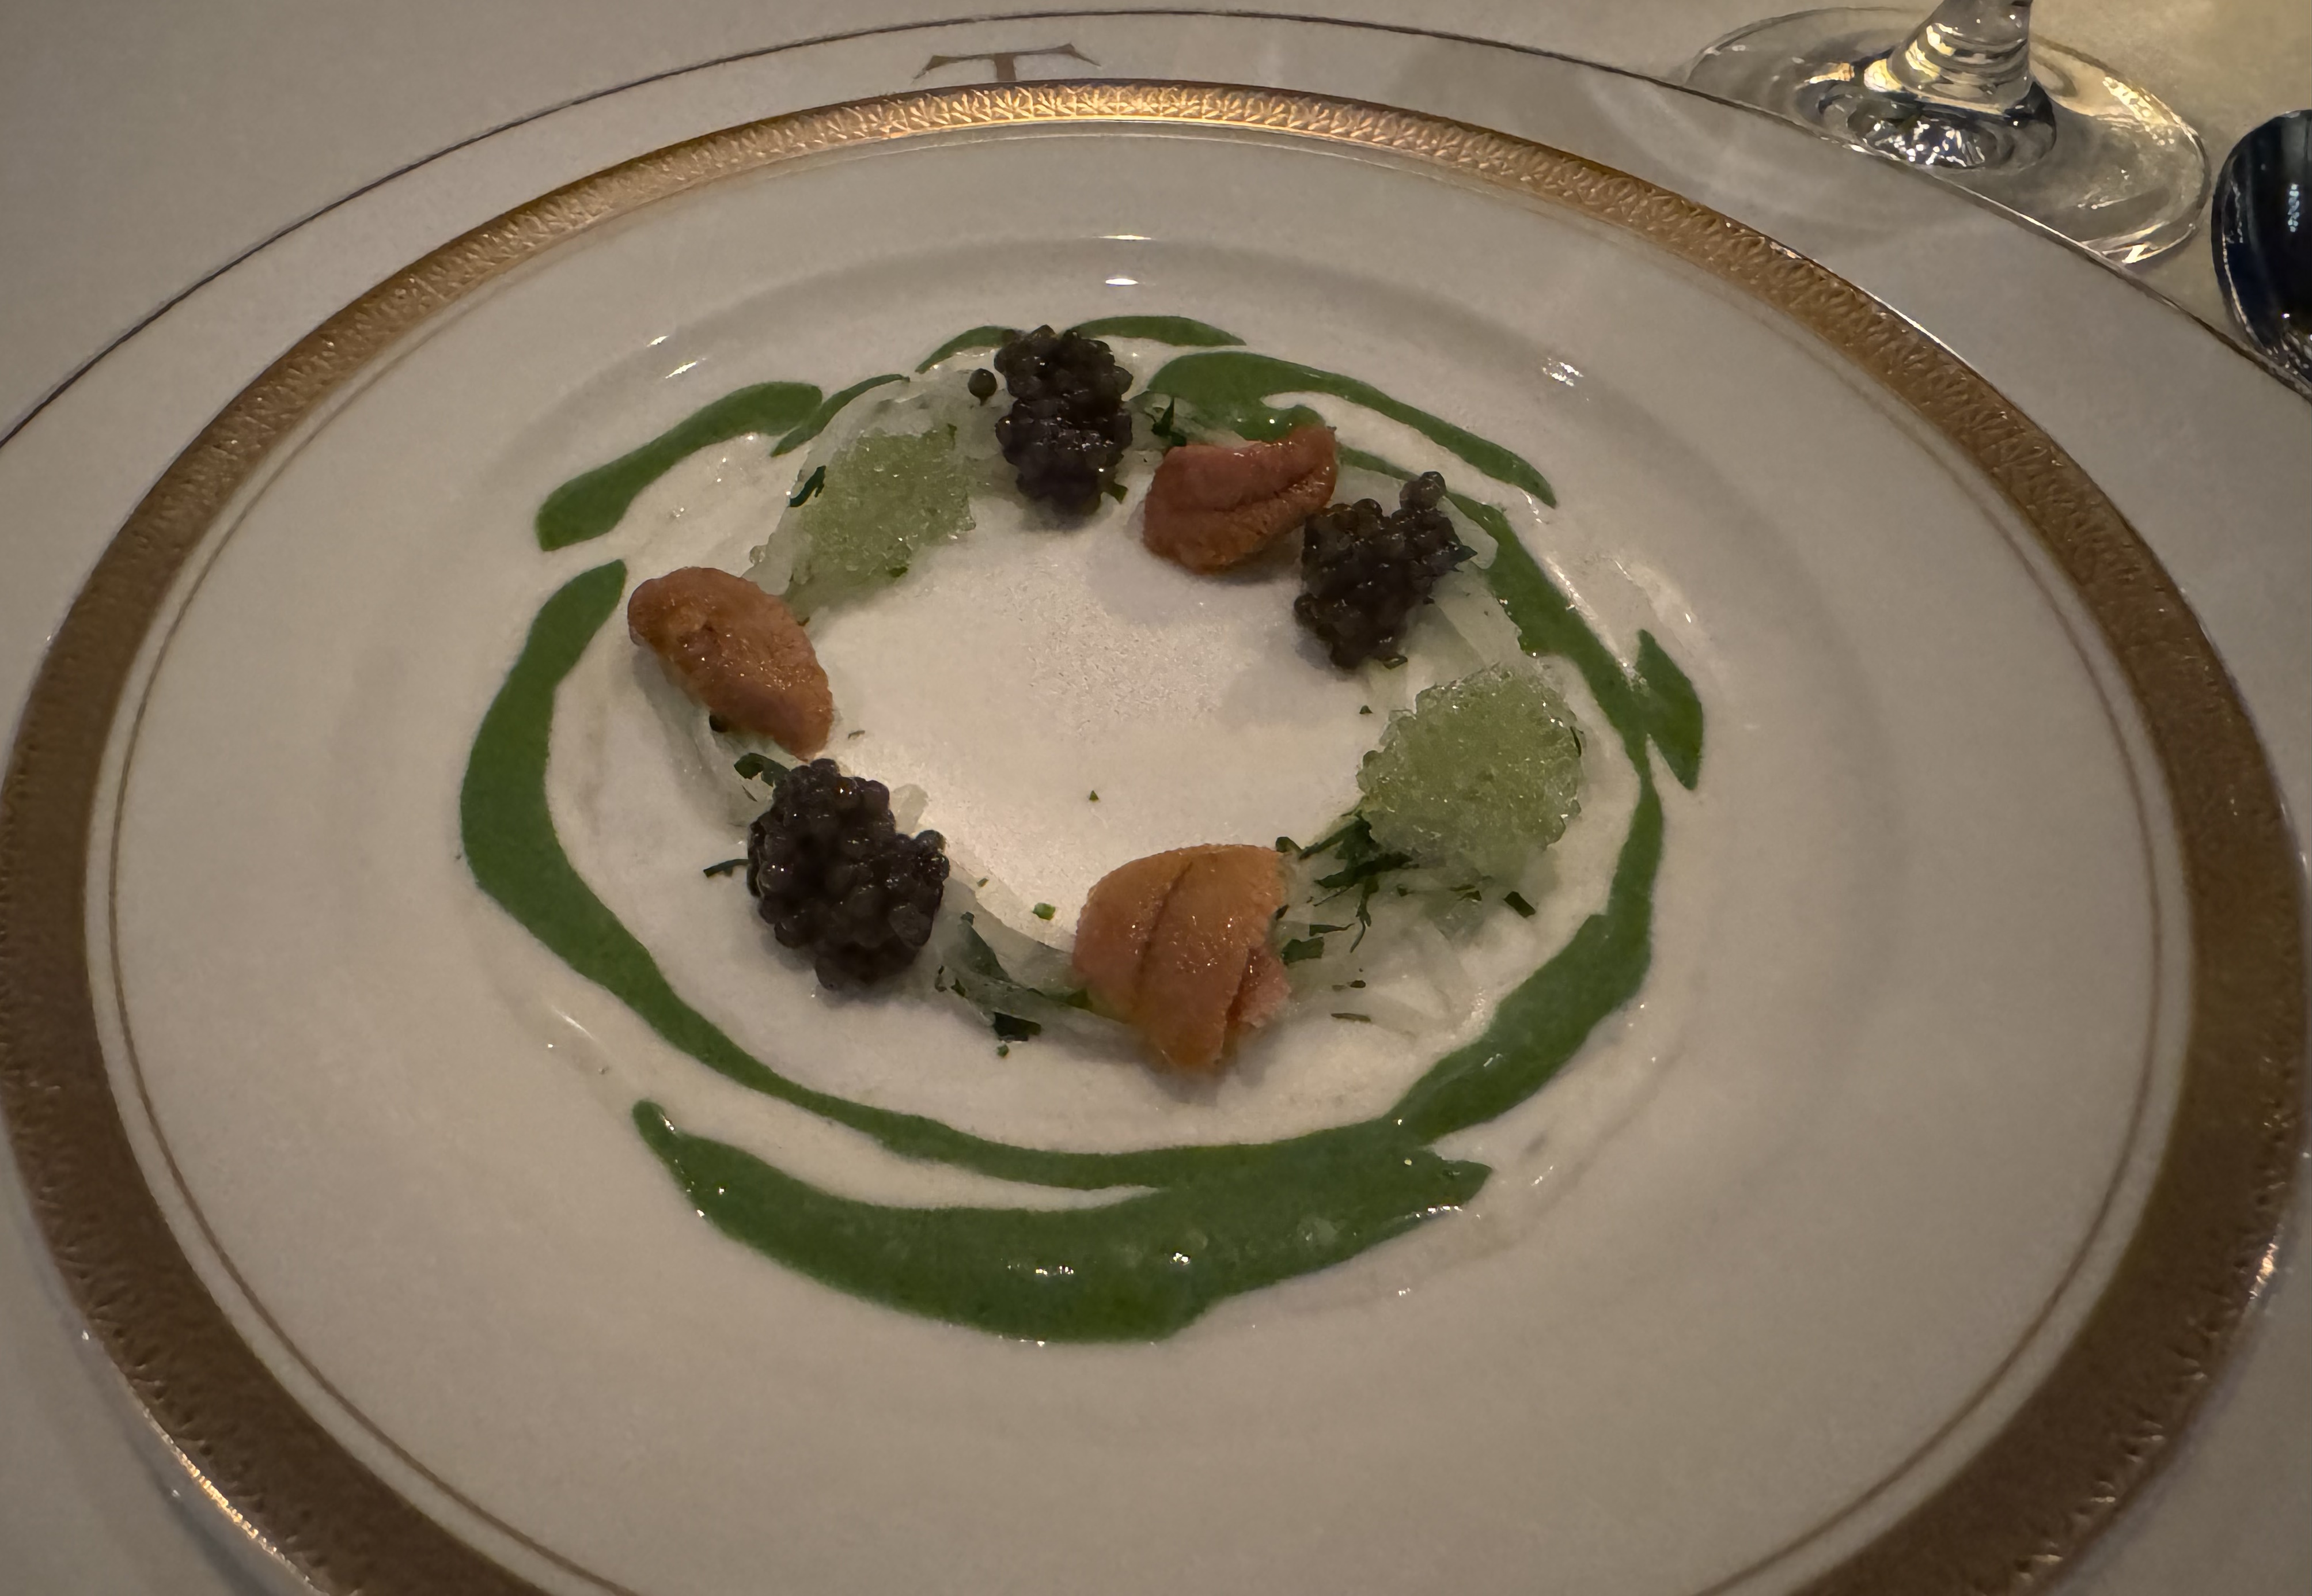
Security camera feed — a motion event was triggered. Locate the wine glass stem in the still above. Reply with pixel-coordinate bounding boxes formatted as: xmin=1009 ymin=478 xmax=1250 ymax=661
xmin=1872 ymin=0 xmax=2037 ymax=113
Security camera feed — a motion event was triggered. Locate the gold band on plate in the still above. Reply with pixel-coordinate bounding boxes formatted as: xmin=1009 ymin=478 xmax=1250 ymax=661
xmin=0 ymin=81 xmax=2301 ymax=1596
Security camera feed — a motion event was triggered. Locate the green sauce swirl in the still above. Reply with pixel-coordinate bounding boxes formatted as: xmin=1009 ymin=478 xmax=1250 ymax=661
xmin=463 ymin=325 xmax=1701 ymax=1340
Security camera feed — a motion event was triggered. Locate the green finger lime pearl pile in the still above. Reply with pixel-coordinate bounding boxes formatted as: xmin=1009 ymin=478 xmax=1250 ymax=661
xmin=780 ymin=430 xmax=976 ymax=619
xmin=1358 ymin=666 xmax=1585 ymax=885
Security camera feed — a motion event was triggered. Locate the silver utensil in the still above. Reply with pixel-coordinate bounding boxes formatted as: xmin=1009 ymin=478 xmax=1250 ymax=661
xmin=2213 ymin=110 xmax=2312 ymax=397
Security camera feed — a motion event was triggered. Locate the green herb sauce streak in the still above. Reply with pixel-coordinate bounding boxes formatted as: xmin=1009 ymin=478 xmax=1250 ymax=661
xmin=771 ymin=374 xmax=907 ymax=457
xmin=467 ymin=330 xmax=1700 ymax=1341
xmin=534 ymin=382 xmax=823 ymax=551
xmin=913 ymin=316 xmax=1243 ymax=373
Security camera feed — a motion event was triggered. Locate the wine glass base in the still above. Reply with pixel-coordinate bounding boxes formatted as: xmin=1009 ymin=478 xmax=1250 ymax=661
xmin=1686 ymin=7 xmax=2209 ymax=264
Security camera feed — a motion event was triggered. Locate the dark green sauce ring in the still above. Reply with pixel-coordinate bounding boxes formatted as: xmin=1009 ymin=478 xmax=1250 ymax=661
xmin=462 ymin=322 xmax=1703 ymax=1340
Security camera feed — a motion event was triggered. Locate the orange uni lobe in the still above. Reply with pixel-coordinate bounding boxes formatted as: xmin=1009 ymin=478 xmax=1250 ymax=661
xmin=627 ymin=566 xmax=833 ymax=756
xmin=1141 ymin=424 xmax=1337 ymax=574
xmin=1071 ymin=843 xmax=1287 ymax=1072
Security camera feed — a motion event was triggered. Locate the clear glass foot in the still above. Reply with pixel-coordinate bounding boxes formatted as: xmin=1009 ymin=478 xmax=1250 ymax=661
xmin=1686 ymin=3 xmax=2208 ymax=264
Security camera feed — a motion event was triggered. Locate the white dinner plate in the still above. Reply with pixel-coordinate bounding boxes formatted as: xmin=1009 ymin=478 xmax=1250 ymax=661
xmin=1 ymin=25 xmax=2304 ymax=1596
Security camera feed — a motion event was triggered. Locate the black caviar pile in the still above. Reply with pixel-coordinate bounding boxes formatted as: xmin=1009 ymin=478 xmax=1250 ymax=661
xmin=992 ymin=325 xmax=1135 ymax=513
xmin=1293 ymin=471 xmax=1474 ymax=668
xmin=746 ymin=759 xmax=950 ymax=990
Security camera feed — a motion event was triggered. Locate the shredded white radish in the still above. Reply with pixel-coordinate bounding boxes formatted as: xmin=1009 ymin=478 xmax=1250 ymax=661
xmin=1451 ymin=508 xmax=1499 ymax=568
xmin=1430 ymin=568 xmax=1527 ymax=670
xmin=888 ymin=783 xmax=927 ymax=833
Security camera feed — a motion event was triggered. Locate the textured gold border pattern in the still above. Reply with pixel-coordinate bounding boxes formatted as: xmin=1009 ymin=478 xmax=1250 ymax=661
xmin=1 ymin=82 xmax=2301 ymax=1596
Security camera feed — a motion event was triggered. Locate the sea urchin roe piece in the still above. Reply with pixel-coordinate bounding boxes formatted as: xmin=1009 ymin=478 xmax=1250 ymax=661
xmin=1141 ymin=424 xmax=1339 ymax=574
xmin=627 ymin=567 xmax=833 ymax=756
xmin=1072 ymin=844 xmax=1287 ymax=1072
xmin=1357 ymin=666 xmax=1584 ymax=884
xmin=783 ymin=429 xmax=976 ymax=617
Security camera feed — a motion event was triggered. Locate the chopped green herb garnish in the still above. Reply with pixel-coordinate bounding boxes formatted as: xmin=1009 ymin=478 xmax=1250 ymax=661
xmin=1088 ymin=791 xmax=1100 ymax=802
xmin=1102 ymin=479 xmax=1129 ymax=503
xmin=1297 ymin=816 xmax=1369 ymax=860
xmin=1331 ymin=1012 xmax=1373 ymax=1023
xmin=885 ymin=563 xmax=909 ymax=579
xmin=847 ymin=728 xmax=866 ymax=739
xmin=1275 ymin=836 xmax=1298 ymax=854
xmin=1503 ymin=890 xmax=1537 ymax=918
xmin=996 ymin=1044 xmax=1010 ymax=1057
xmin=991 ymin=1013 xmax=1041 ymax=1043
xmin=1032 ymin=903 xmax=1057 ymax=921
xmin=1150 ymin=397 xmax=1193 ymax=450
xmin=733 ymin=752 xmax=786 ymax=784
xmin=702 ymin=858 xmax=748 ymax=878
xmin=787 ymin=465 xmax=827 ymax=506
xmin=1297 ymin=816 xmax=1410 ymax=950
xmin=1314 ymin=847 xmax=1415 ymax=895
xmin=1280 ymin=937 xmax=1326 ymax=964
xmin=1359 ymin=705 xmax=1373 ymax=715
